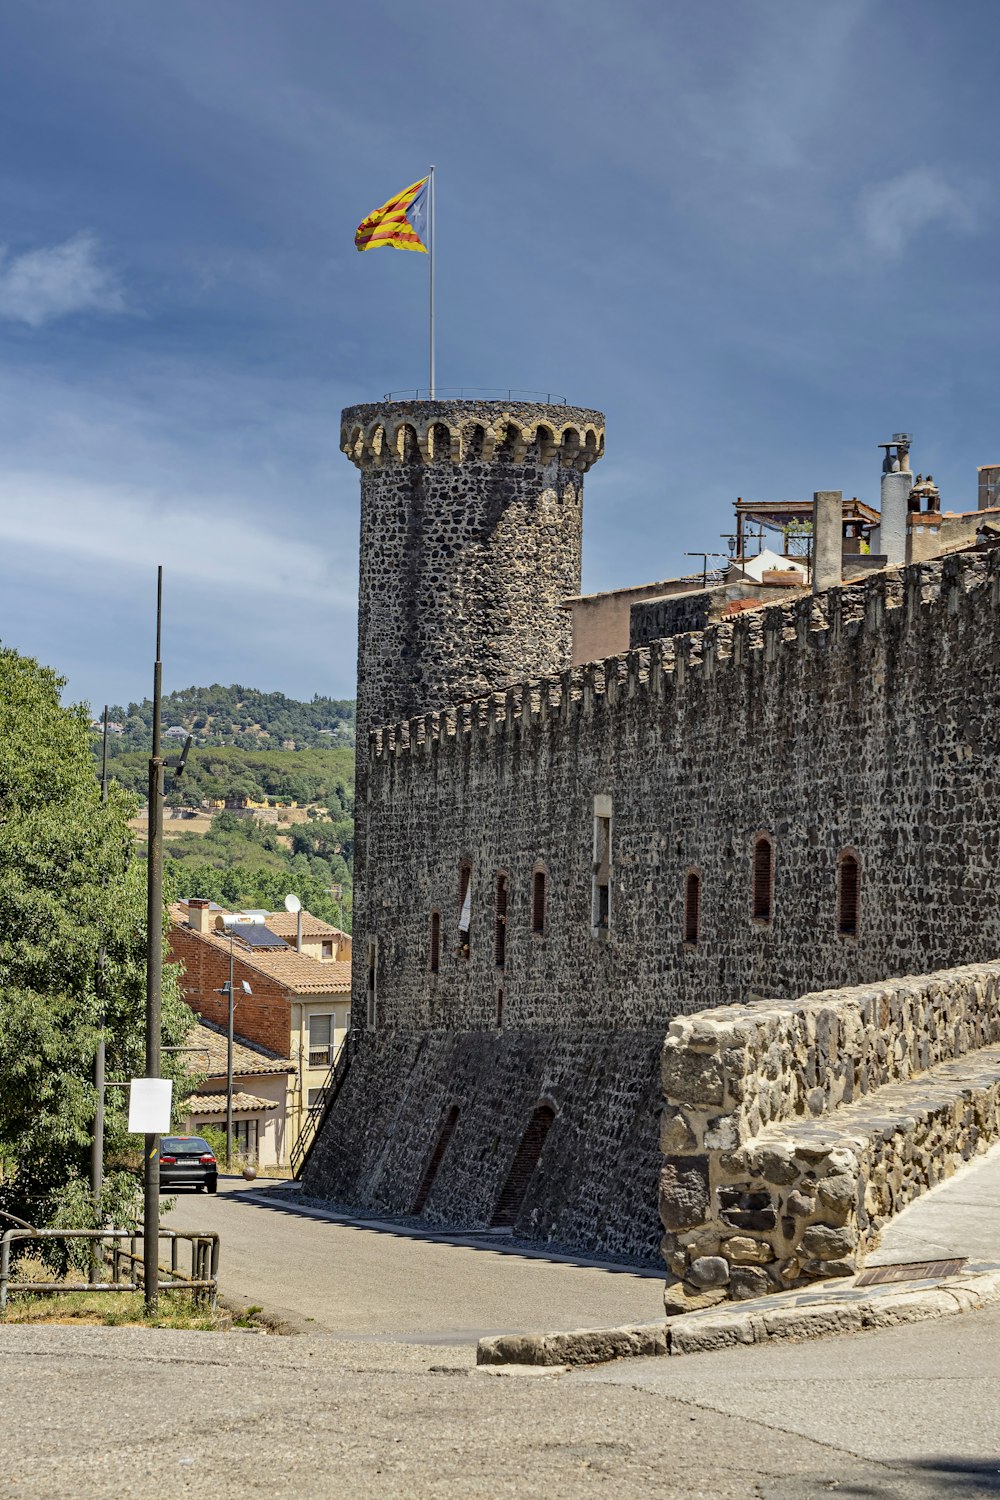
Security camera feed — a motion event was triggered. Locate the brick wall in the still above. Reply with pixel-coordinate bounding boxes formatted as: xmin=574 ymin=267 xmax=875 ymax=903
xmin=169 ymin=925 xmax=292 ymax=1057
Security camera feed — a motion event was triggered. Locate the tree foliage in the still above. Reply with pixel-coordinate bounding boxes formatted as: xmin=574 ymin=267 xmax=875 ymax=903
xmin=99 ymin=684 xmax=356 ymax=753
xmin=0 ymin=647 xmax=191 ymax=1229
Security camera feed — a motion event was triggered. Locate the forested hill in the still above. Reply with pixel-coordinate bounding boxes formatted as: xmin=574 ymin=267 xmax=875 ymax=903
xmin=96 ymin=684 xmax=355 ymax=753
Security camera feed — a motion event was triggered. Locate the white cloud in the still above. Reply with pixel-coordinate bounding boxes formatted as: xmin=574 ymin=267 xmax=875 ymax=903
xmin=0 ymin=469 xmax=351 ymax=606
xmin=856 ymin=168 xmax=978 ymax=261
xmin=0 ymin=232 xmax=128 ymax=327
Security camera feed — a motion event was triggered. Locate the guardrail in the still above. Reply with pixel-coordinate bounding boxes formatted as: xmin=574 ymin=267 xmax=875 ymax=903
xmin=290 ymin=1029 xmax=362 ymax=1179
xmin=0 ymin=1227 xmax=220 ymax=1313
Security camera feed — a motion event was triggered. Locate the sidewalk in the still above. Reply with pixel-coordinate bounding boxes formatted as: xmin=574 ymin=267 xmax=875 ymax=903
xmin=480 ymin=1142 xmax=1000 ymax=1365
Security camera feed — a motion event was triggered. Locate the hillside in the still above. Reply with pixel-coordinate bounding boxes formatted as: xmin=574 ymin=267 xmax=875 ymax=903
xmin=95 ymin=683 xmax=355 ymax=753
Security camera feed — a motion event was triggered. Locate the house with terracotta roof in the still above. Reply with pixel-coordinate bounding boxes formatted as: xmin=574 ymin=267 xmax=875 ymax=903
xmin=180 ymin=1018 xmax=295 ymax=1166
xmin=169 ymin=898 xmax=352 ymax=1150
xmin=263 ymin=911 xmax=352 ymax=964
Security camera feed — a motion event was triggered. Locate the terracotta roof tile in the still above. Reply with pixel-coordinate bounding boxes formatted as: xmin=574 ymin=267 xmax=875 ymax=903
xmin=170 ymin=904 xmax=352 ymax=994
xmin=264 ymin=912 xmax=349 ymax=941
xmin=184 ymin=1091 xmax=278 ymax=1115
xmin=186 ymin=1019 xmax=293 ymax=1077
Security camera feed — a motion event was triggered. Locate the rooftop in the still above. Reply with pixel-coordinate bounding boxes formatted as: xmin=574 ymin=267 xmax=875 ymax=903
xmin=171 ymin=903 xmax=352 ymax=995
xmin=185 ymin=1018 xmax=294 ymax=1078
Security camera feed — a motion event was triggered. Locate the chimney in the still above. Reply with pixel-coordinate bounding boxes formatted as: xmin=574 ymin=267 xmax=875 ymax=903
xmin=812 ymin=490 xmax=843 ymax=593
xmin=187 ymin=897 xmax=213 ymax=935
xmin=876 ymin=435 xmax=913 ymax=566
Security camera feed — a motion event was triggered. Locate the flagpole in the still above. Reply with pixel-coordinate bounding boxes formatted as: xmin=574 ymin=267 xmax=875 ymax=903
xmin=428 ymin=164 xmax=436 ymax=399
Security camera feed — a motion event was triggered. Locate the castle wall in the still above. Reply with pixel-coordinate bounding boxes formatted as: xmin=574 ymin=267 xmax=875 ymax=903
xmin=305 ymin=552 xmax=1000 ymax=1259
xmin=302 ymin=1027 xmax=664 ymax=1262
xmin=358 ymin=552 xmax=1000 ymax=1034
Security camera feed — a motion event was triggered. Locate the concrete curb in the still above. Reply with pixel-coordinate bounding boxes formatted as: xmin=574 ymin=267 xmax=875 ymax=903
xmin=476 ymin=1267 xmax=1000 ymax=1367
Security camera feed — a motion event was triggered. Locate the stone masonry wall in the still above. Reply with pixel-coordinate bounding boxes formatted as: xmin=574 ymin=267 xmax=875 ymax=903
xmin=302 ymin=1026 xmax=664 ymax=1264
xmin=659 ymin=961 xmax=1000 ymax=1310
xmin=360 ymin=553 xmax=1000 ymax=1035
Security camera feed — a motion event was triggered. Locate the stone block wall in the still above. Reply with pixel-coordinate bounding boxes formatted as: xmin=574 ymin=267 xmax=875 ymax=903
xmin=659 ymin=961 xmax=1000 ymax=1312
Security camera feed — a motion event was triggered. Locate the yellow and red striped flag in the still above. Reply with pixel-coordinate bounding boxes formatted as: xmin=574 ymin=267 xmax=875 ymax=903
xmin=355 ymin=177 xmax=429 ymax=253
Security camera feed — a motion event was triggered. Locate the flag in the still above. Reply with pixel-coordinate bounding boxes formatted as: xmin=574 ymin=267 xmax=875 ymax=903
xmin=355 ymin=177 xmax=429 ymax=253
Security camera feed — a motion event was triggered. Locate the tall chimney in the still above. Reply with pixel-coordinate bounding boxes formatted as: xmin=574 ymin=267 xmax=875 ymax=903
xmin=877 ymin=435 xmax=913 ymax=567
xmin=812 ymin=490 xmax=843 ymax=593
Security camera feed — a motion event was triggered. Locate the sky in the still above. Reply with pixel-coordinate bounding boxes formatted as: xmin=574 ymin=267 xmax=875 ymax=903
xmin=1 ymin=0 xmax=997 ymax=710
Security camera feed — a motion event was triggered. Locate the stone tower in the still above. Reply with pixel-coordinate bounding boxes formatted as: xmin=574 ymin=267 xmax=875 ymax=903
xmin=341 ymin=398 xmax=606 ymax=749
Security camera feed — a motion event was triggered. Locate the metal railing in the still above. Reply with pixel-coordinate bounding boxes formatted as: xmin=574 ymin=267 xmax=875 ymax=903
xmin=0 ymin=1227 xmax=220 ymax=1313
xmin=382 ymin=387 xmax=569 ymax=405
xmin=290 ymin=1029 xmax=362 ymax=1179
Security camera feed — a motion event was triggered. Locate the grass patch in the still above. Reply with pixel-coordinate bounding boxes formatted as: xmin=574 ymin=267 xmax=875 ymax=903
xmin=0 ymin=1288 xmax=229 ymax=1330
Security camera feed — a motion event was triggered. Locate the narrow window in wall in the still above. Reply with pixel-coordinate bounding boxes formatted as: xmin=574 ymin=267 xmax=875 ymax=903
xmin=684 ymin=871 xmax=701 ymax=945
xmin=752 ymin=835 xmax=773 ymax=924
xmin=457 ymin=862 xmax=472 ymax=959
xmin=838 ymin=852 xmax=860 ymax=936
xmin=366 ymin=939 xmax=378 ymax=1029
xmin=591 ymin=796 xmax=612 ymax=937
xmin=429 ymin=910 xmax=441 ymax=973
xmin=531 ymin=868 xmax=547 ymax=935
xmin=494 ymin=874 xmax=509 ymax=969
xmin=496 ymin=988 xmax=504 ymax=1029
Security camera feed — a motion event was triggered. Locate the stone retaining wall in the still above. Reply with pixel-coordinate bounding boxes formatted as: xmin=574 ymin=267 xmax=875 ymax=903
xmin=659 ymin=962 xmax=1000 ymax=1312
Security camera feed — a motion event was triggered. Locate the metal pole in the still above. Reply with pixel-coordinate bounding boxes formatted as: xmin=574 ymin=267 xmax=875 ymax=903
xmin=143 ymin=567 xmax=164 ymax=1315
xmin=91 ymin=706 xmax=110 ymax=1211
xmin=226 ymin=931 xmax=234 ymax=1171
xmin=428 ymin=164 xmax=435 ymax=399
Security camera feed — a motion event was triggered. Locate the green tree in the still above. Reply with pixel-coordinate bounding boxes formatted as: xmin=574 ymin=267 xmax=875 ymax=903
xmin=0 ymin=646 xmax=191 ymax=1230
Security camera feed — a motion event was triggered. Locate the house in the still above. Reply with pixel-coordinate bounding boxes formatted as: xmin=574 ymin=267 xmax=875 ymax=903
xmin=263 ymin=911 xmax=352 ymax=963
xmin=180 ymin=1018 xmax=294 ymax=1166
xmin=168 ymin=898 xmax=352 ymax=1149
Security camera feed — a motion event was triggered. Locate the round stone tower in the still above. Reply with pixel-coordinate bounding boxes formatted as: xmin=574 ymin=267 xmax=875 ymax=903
xmin=342 ymin=398 xmax=606 ymax=743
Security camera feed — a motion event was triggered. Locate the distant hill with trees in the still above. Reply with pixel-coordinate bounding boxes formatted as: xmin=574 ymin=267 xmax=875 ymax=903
xmin=97 ymin=683 xmax=355 ymax=752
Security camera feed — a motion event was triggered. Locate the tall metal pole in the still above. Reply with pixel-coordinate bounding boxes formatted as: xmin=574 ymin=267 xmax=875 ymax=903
xmin=91 ymin=707 xmax=110 ymax=1210
xmin=143 ymin=567 xmax=164 ymax=1314
xmin=226 ymin=929 xmax=234 ymax=1171
xmin=428 ymin=164 xmax=436 ymax=399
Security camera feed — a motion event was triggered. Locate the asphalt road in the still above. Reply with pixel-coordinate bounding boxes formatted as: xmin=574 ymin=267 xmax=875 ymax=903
xmin=3 ymin=1311 xmax=999 ymax=1499
xmin=164 ymin=1179 xmax=666 ymax=1339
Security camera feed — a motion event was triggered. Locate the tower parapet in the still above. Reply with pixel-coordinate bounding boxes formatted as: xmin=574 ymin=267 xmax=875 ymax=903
xmin=345 ymin=398 xmax=605 ymax=750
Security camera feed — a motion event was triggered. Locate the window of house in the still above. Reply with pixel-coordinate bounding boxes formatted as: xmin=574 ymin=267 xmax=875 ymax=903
xmin=752 ymin=835 xmax=773 ymax=923
xmin=308 ymin=1013 xmax=333 ymax=1068
xmin=233 ymin=1118 xmax=259 ymax=1157
xmin=429 ymin=910 xmax=441 ymax=973
xmin=321 ymin=940 xmax=334 ymax=959
xmin=684 ymin=871 xmax=701 ymax=945
xmin=531 ymin=868 xmax=547 ymax=935
xmin=307 ymin=1087 xmax=324 ymax=1110
xmin=592 ymin=796 xmax=612 ymax=937
xmin=838 ymin=851 xmax=860 ymax=936
xmin=457 ymin=862 xmax=472 ymax=958
xmin=366 ymin=939 xmax=378 ymax=1028
xmin=494 ymin=874 xmax=509 ymax=969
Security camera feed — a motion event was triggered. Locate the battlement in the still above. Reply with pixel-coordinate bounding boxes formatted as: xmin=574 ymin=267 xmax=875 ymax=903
xmin=341 ymin=399 xmax=605 ymax=471
xmin=368 ymin=549 xmax=1000 ymax=763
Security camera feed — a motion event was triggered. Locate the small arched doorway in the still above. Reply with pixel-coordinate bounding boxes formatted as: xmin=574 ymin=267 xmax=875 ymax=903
xmin=490 ymin=1104 xmax=556 ymax=1228
xmin=411 ymin=1105 xmax=460 ymax=1216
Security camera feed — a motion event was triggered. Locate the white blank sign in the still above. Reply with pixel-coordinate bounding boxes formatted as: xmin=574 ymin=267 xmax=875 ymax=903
xmin=128 ymin=1077 xmax=173 ymax=1134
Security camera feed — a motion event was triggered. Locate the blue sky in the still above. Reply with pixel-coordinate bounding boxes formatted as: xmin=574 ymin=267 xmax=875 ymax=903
xmin=1 ymin=0 xmax=996 ymax=710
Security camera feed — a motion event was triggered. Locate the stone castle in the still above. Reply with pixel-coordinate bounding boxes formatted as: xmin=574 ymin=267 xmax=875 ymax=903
xmin=303 ymin=397 xmax=1000 ymax=1309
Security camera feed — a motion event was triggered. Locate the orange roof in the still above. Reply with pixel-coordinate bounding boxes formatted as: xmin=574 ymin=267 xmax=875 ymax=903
xmin=169 ymin=904 xmax=351 ymax=995
xmin=264 ymin=912 xmax=349 ymax=941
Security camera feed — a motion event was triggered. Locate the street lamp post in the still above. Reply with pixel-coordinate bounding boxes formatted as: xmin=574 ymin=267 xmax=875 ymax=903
xmin=217 ymin=915 xmax=256 ymax=1171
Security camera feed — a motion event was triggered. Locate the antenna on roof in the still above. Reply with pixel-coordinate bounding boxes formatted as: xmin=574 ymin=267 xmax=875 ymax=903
xmin=285 ymin=892 xmax=303 ymax=953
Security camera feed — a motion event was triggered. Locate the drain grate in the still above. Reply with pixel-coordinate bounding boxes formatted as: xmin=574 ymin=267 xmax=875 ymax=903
xmin=856 ymin=1257 xmax=967 ymax=1286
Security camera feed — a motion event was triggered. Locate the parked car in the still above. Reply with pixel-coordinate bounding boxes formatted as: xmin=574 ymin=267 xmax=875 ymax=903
xmin=159 ymin=1136 xmax=218 ymax=1193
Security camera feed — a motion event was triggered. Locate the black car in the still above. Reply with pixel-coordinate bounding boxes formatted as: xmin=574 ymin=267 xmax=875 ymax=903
xmin=159 ymin=1136 xmax=218 ymax=1193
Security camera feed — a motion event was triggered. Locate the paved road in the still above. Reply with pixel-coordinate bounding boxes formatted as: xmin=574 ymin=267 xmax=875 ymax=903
xmin=164 ymin=1179 xmax=665 ymax=1339
xmin=3 ymin=1310 xmax=999 ymax=1498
